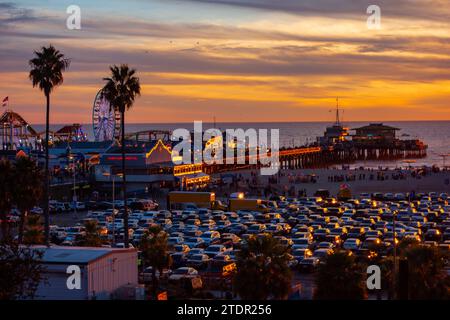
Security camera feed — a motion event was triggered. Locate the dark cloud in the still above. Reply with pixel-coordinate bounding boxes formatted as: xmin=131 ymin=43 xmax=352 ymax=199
xmin=0 ymin=2 xmax=39 ymax=25
xmin=4 ymin=11 xmax=450 ymax=60
xmin=181 ymin=0 xmax=450 ymax=21
xmin=0 ymin=2 xmax=16 ymax=9
xmin=3 ymin=39 xmax=448 ymax=84
xmin=0 ymin=15 xmax=364 ymax=43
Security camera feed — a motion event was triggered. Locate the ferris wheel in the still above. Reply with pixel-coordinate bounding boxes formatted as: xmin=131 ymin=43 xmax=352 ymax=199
xmin=92 ymin=89 xmax=121 ymax=141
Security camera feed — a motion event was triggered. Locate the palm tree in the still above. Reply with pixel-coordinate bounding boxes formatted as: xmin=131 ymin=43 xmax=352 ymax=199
xmin=233 ymin=234 xmax=292 ymax=300
xmin=12 ymin=156 xmax=43 ymax=244
xmin=29 ymin=45 xmax=70 ymax=245
xmin=403 ymin=244 xmax=449 ymax=299
xmin=23 ymin=215 xmax=44 ymax=245
xmin=80 ymin=220 xmax=103 ymax=247
xmin=314 ymin=250 xmax=367 ymax=299
xmin=102 ymin=64 xmax=141 ymax=248
xmin=0 ymin=241 xmax=44 ymax=299
xmin=0 ymin=159 xmax=14 ymax=242
xmin=139 ymin=226 xmax=172 ymax=299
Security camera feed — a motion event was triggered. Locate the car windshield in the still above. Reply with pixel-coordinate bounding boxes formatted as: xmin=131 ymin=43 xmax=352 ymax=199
xmin=173 ymin=269 xmax=189 ymax=274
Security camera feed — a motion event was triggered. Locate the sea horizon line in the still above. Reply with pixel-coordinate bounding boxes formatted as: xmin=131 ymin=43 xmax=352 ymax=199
xmin=29 ymin=119 xmax=450 ymax=126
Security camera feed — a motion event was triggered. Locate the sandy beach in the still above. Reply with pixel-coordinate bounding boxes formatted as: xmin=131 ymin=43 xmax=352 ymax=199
xmin=213 ymin=167 xmax=450 ymax=197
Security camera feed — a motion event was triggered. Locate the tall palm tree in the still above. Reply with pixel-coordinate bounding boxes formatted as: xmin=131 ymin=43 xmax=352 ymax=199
xmin=0 ymin=159 xmax=14 ymax=242
xmin=0 ymin=241 xmax=44 ymax=299
xmin=233 ymin=234 xmax=292 ymax=300
xmin=102 ymin=64 xmax=141 ymax=248
xmin=314 ymin=250 xmax=367 ymax=300
xmin=29 ymin=45 xmax=70 ymax=245
xmin=140 ymin=226 xmax=172 ymax=299
xmin=23 ymin=215 xmax=44 ymax=245
xmin=12 ymin=156 xmax=43 ymax=244
xmin=80 ymin=220 xmax=103 ymax=247
xmin=403 ymin=243 xmax=449 ymax=299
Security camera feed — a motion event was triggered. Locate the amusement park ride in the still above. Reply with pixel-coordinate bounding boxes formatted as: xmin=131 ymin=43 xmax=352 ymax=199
xmin=0 ymin=109 xmax=40 ymax=150
xmin=0 ymin=88 xmax=170 ymax=153
xmin=92 ymin=89 xmax=121 ymax=142
xmin=0 ymin=109 xmax=89 ymax=151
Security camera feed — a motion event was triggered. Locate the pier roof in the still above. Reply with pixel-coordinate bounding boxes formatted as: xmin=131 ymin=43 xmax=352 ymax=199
xmin=55 ymin=124 xmax=82 ymax=134
xmin=352 ymin=123 xmax=400 ymax=131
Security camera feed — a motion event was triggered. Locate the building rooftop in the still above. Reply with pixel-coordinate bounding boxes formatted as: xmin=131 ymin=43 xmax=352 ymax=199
xmin=105 ymin=140 xmax=162 ymax=154
xmin=55 ymin=124 xmax=83 ymax=135
xmin=352 ymin=123 xmax=400 ymax=131
xmin=31 ymin=246 xmax=135 ymax=264
xmin=52 ymin=141 xmax=113 ymax=150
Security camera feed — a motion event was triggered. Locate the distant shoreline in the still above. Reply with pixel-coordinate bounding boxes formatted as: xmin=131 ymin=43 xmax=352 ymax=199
xmin=29 ymin=120 xmax=450 ymax=126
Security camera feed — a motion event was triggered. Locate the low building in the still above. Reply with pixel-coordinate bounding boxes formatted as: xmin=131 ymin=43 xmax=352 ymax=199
xmin=352 ymin=123 xmax=400 ymax=143
xmin=95 ymin=139 xmax=209 ymax=192
xmin=318 ymin=124 xmax=350 ymax=145
xmin=53 ymin=123 xmax=88 ymax=142
xmin=32 ymin=246 xmax=139 ymax=300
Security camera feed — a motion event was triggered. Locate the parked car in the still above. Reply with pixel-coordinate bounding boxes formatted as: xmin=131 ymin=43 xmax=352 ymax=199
xmin=204 ymin=244 xmax=228 ymax=257
xmin=168 ymin=267 xmax=199 ymax=281
xmin=298 ymin=257 xmax=320 ymax=272
xmin=186 ymin=254 xmax=210 ymax=269
xmin=343 ymin=238 xmax=361 ymax=250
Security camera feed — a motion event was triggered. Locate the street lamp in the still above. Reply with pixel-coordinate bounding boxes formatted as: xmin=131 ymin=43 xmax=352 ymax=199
xmin=392 ymin=210 xmax=397 ymax=299
xmin=69 ymin=154 xmax=77 ymax=220
xmin=103 ymin=172 xmax=123 ymax=246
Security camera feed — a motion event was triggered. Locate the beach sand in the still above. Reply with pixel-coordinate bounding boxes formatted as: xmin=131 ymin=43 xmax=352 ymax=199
xmin=213 ymin=168 xmax=450 ymax=197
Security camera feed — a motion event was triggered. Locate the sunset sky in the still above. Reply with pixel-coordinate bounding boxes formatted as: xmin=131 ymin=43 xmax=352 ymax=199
xmin=1 ymin=0 xmax=450 ymax=124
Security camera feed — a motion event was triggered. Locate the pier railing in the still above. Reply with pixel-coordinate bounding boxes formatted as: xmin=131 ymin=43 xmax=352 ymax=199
xmin=202 ymin=138 xmax=428 ymax=174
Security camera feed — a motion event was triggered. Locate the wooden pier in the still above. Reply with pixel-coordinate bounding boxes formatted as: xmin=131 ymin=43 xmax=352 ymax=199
xmin=202 ymin=139 xmax=427 ymax=174
xmin=353 ymin=139 xmax=427 ymax=160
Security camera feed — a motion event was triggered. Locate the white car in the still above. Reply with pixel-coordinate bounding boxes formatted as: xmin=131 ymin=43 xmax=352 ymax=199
xmin=128 ymin=219 xmax=139 ymax=229
xmin=52 ymin=203 xmax=67 ymax=212
xmin=69 ymin=202 xmax=86 ymax=210
xmin=394 ymin=193 xmax=406 ymax=200
xmin=168 ymin=267 xmax=198 ymax=281
xmin=200 ymin=231 xmax=221 ymax=245
xmin=343 ymin=238 xmax=361 ymax=250
xmin=30 ymin=206 xmax=43 ymax=215
xmin=114 ymin=243 xmax=135 ymax=249
xmin=204 ymin=244 xmax=228 ymax=257
xmin=141 ymin=267 xmax=172 ymax=282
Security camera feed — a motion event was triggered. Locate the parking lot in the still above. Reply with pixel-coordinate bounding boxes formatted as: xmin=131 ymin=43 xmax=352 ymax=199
xmin=36 ymin=191 xmax=450 ymax=298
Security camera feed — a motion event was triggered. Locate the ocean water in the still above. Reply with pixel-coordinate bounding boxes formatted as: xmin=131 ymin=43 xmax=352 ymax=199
xmin=35 ymin=121 xmax=450 ymax=168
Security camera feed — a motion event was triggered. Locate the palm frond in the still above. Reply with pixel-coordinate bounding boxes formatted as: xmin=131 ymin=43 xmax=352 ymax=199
xmin=29 ymin=45 xmax=70 ymax=95
xmin=102 ymin=64 xmax=141 ymax=113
